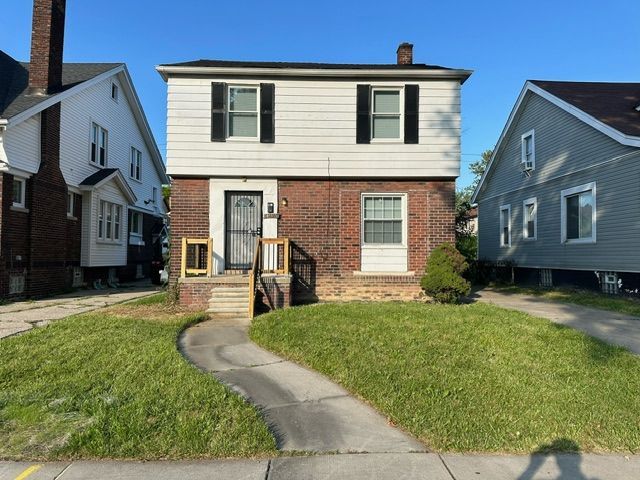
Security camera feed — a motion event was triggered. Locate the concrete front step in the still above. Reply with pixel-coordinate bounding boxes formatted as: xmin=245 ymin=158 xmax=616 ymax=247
xmin=206 ymin=311 xmax=250 ymax=320
xmin=209 ymin=301 xmax=249 ymax=309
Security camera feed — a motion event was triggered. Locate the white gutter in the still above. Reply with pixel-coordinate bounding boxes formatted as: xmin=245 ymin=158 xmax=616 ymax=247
xmin=156 ymin=65 xmax=473 ymax=83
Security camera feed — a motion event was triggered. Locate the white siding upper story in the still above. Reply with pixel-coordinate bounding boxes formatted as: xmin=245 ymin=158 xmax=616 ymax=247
xmin=165 ymin=76 xmax=463 ymax=178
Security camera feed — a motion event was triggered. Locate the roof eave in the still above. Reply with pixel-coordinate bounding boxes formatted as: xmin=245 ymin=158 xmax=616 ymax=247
xmin=156 ymin=65 xmax=473 ymax=83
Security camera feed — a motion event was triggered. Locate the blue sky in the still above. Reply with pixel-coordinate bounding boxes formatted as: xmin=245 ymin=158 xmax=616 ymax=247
xmin=1 ymin=0 xmax=638 ymax=188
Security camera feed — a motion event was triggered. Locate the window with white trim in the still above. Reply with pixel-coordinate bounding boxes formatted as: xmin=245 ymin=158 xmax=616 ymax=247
xmin=152 ymin=186 xmax=158 ymax=205
xmin=98 ymin=200 xmax=122 ymax=242
xmin=67 ymin=192 xmax=75 ymax=217
xmin=362 ymin=195 xmax=404 ymax=245
xmin=12 ymin=177 xmax=26 ymax=208
xmin=371 ymin=88 xmax=401 ymax=140
xmin=130 ymin=147 xmax=142 ymax=181
xmin=561 ymin=182 xmax=596 ymax=243
xmin=523 ymin=197 xmax=537 ymax=240
xmin=500 ymin=204 xmax=511 ymax=247
xmin=228 ymin=86 xmax=258 ymax=138
xmin=130 ymin=211 xmax=143 ymax=236
xmin=111 ymin=82 xmax=119 ymax=102
xmin=90 ymin=123 xmax=108 ymax=166
xmin=521 ymin=130 xmax=535 ymax=171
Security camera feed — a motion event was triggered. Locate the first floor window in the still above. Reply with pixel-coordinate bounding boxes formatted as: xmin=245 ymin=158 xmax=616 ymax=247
xmin=228 ymin=86 xmax=258 ymax=138
xmin=371 ymin=89 xmax=401 ymax=140
xmin=67 ymin=192 xmax=75 ymax=217
xmin=12 ymin=177 xmax=26 ymax=208
xmin=130 ymin=147 xmax=142 ymax=180
xmin=562 ymin=182 xmax=595 ymax=243
xmin=362 ymin=195 xmax=404 ymax=245
xmin=500 ymin=205 xmax=511 ymax=247
xmin=98 ymin=200 xmax=122 ymax=242
xmin=130 ymin=211 xmax=143 ymax=236
xmin=91 ymin=123 xmax=108 ymax=166
xmin=523 ymin=197 xmax=537 ymax=240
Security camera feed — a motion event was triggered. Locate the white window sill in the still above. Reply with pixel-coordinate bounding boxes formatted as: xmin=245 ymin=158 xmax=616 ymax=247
xmin=353 ymin=270 xmax=414 ymax=276
xmin=67 ymin=214 xmax=78 ymax=221
xmin=370 ymin=138 xmax=403 ymax=144
xmin=227 ymin=136 xmax=259 ymax=142
xmin=523 ymin=237 xmax=536 ymax=242
xmin=129 ymin=236 xmax=145 ymax=246
xmin=97 ymin=240 xmax=124 ymax=246
xmin=10 ymin=205 xmax=29 ymax=213
xmin=89 ymin=162 xmax=107 ymax=169
xmin=563 ymin=238 xmax=596 ymax=245
xmin=361 ymin=244 xmax=407 ymax=249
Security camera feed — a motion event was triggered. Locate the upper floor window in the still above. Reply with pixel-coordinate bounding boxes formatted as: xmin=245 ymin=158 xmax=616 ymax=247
xmin=152 ymin=186 xmax=158 ymax=205
xmin=91 ymin=123 xmax=108 ymax=167
xmin=98 ymin=200 xmax=122 ymax=242
xmin=523 ymin=197 xmax=537 ymax=240
xmin=111 ymin=82 xmax=119 ymax=102
xmin=561 ymin=182 xmax=596 ymax=244
xmin=362 ymin=195 xmax=405 ymax=245
xmin=228 ymin=86 xmax=258 ymax=138
xmin=500 ymin=204 xmax=511 ymax=247
xmin=371 ymin=89 xmax=402 ymax=140
xmin=521 ymin=130 xmax=535 ymax=171
xmin=130 ymin=147 xmax=142 ymax=181
xmin=12 ymin=177 xmax=26 ymax=208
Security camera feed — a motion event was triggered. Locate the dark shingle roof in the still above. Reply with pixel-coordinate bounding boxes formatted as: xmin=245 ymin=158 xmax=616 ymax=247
xmin=531 ymin=80 xmax=640 ymax=138
xmin=159 ymin=59 xmax=456 ymax=71
xmin=0 ymin=50 xmax=122 ymax=119
xmin=79 ymin=168 xmax=119 ymax=186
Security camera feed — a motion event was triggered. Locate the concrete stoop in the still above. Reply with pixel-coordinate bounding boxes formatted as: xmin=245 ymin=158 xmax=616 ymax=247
xmin=206 ymin=276 xmax=250 ymax=319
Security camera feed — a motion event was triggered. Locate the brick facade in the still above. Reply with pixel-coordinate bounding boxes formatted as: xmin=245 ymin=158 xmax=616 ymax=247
xmin=169 ymin=178 xmax=210 ymax=282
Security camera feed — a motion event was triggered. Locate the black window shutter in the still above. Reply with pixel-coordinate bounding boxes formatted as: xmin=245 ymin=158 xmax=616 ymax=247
xmin=356 ymin=84 xmax=371 ymax=144
xmin=260 ymin=83 xmax=275 ymax=143
xmin=211 ymin=82 xmax=227 ymax=142
xmin=404 ymin=84 xmax=419 ymax=144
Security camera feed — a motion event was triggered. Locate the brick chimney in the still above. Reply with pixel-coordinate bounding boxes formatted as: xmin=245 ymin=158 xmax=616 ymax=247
xmin=397 ymin=42 xmax=413 ymax=65
xmin=29 ymin=0 xmax=66 ymax=95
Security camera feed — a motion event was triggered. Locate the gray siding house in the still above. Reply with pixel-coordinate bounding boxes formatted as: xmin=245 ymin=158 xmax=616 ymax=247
xmin=473 ymin=81 xmax=640 ymax=292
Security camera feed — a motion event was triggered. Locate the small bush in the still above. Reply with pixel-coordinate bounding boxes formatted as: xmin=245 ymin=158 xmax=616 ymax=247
xmin=421 ymin=243 xmax=471 ymax=303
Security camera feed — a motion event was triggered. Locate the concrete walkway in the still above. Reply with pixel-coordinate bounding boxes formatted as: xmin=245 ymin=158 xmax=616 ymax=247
xmin=474 ymin=288 xmax=640 ymax=354
xmin=2 ymin=453 xmax=639 ymax=479
xmin=0 ymin=282 xmax=160 ymax=339
xmin=179 ymin=318 xmax=424 ymax=453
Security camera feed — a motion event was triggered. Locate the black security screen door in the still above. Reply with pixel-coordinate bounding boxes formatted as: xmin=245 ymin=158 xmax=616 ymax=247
xmin=225 ymin=191 xmax=263 ymax=271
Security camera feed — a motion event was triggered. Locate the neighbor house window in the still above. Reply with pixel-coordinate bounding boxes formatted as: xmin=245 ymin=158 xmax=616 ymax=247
xmin=12 ymin=177 xmax=26 ymax=208
xmin=67 ymin=192 xmax=75 ymax=218
xmin=98 ymin=200 xmax=122 ymax=242
xmin=130 ymin=147 xmax=142 ymax=181
xmin=228 ymin=86 xmax=258 ymax=138
xmin=521 ymin=130 xmax=535 ymax=171
xmin=130 ymin=211 xmax=143 ymax=236
xmin=152 ymin=186 xmax=158 ymax=205
xmin=561 ymin=182 xmax=596 ymax=243
xmin=111 ymin=82 xmax=119 ymax=102
xmin=90 ymin=123 xmax=108 ymax=166
xmin=371 ymin=89 xmax=401 ymax=140
xmin=500 ymin=204 xmax=511 ymax=247
xmin=523 ymin=197 xmax=537 ymax=240
xmin=362 ymin=195 xmax=404 ymax=245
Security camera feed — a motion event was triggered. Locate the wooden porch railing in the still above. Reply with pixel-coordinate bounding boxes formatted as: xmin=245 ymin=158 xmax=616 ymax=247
xmin=249 ymin=238 xmax=291 ymax=318
xmin=180 ymin=238 xmax=213 ymax=278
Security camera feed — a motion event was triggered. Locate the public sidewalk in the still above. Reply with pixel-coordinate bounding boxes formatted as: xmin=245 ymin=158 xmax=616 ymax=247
xmin=2 ymin=452 xmax=639 ymax=479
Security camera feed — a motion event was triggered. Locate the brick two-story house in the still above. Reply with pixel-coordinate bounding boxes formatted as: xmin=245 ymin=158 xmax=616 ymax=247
xmin=0 ymin=0 xmax=168 ymax=298
xmin=157 ymin=44 xmax=471 ymax=314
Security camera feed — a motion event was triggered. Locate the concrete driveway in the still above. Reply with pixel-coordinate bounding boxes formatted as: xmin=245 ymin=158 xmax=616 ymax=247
xmin=474 ymin=288 xmax=640 ymax=354
xmin=0 ymin=282 xmax=160 ymax=339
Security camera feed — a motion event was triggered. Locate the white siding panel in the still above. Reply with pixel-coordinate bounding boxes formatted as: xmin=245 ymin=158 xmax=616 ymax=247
xmin=3 ymin=115 xmax=41 ymax=173
xmin=361 ymin=247 xmax=408 ymax=272
xmin=165 ymin=76 xmax=462 ymax=178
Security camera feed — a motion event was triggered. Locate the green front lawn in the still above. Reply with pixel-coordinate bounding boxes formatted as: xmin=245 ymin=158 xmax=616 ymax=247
xmin=251 ymin=302 xmax=640 ymax=453
xmin=494 ymin=285 xmax=640 ymax=318
xmin=0 ymin=294 xmax=276 ymax=460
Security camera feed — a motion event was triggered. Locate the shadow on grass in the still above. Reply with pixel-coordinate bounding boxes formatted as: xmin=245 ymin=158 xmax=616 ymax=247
xmin=518 ymin=439 xmax=600 ymax=480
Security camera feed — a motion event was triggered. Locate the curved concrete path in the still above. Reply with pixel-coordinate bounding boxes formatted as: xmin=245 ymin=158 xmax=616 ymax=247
xmin=179 ymin=318 xmax=425 ymax=453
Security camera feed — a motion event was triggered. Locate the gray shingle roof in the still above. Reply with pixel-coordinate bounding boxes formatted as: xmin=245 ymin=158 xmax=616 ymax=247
xmin=0 ymin=50 xmax=122 ymax=119
xmin=159 ymin=59 xmax=456 ymax=71
xmin=79 ymin=168 xmax=120 ymax=186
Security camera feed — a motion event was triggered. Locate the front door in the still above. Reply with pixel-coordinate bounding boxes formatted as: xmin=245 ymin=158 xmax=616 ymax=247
xmin=225 ymin=191 xmax=263 ymax=271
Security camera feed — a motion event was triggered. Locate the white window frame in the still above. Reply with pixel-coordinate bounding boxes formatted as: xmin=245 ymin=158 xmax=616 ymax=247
xmin=499 ymin=204 xmax=511 ymax=247
xmin=130 ymin=210 xmax=143 ymax=236
xmin=521 ymin=129 xmax=535 ymax=171
xmin=370 ymin=86 xmax=404 ymax=143
xmin=152 ymin=186 xmax=158 ymax=205
xmin=227 ymin=84 xmax=260 ymax=141
xmin=130 ymin=146 xmax=142 ymax=181
xmin=12 ymin=177 xmax=26 ymax=209
xmin=90 ymin=122 xmax=108 ymax=167
xmin=522 ymin=197 xmax=537 ymax=241
xmin=111 ymin=82 xmax=119 ymax=102
xmin=67 ymin=191 xmax=76 ymax=219
xmin=98 ymin=199 xmax=123 ymax=243
xmin=560 ymin=182 xmax=596 ymax=244
xmin=361 ymin=193 xmax=408 ymax=248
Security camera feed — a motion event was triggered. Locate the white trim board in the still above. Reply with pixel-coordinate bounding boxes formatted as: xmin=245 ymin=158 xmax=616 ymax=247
xmin=472 ymin=81 xmax=640 ymax=204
